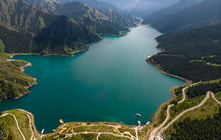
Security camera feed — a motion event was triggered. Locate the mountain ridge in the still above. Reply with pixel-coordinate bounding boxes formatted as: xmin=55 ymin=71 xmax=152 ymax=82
xmin=143 ymin=0 xmax=203 ymax=27
xmin=24 ymin=0 xmax=140 ymax=36
xmin=0 ymin=0 xmax=102 ymax=56
xmin=143 ymin=0 xmax=221 ymax=33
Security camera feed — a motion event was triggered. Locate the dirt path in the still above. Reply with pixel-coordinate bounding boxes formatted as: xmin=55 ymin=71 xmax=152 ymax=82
xmin=96 ymin=133 xmax=100 ymax=140
xmin=18 ymin=109 xmax=38 ymax=140
xmin=211 ymin=92 xmax=221 ymax=105
xmin=71 ymin=131 xmax=132 ymax=139
xmin=156 ymin=91 xmax=210 ymax=136
xmin=0 ymin=113 xmax=26 ymax=140
xmin=148 ymin=82 xmax=199 ymax=140
xmin=157 ymin=91 xmax=221 ymax=138
xmin=135 ymin=127 xmax=138 ymax=140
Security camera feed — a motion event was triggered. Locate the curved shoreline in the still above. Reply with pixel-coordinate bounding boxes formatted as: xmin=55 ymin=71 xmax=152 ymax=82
xmin=1 ymin=27 xmax=188 ymax=136
xmin=18 ymin=109 xmax=40 ymax=139
xmin=12 ymin=61 xmax=38 ymax=100
xmin=148 ymin=60 xmax=192 ymax=85
xmin=148 ymin=39 xmax=191 ymax=85
xmin=11 ymin=48 xmax=90 ymax=99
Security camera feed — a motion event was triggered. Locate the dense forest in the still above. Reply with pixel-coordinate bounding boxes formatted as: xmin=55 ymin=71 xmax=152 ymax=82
xmin=149 ymin=22 xmax=221 ymax=140
xmin=0 ymin=0 xmax=104 ymax=56
xmin=0 ymin=25 xmax=38 ymax=53
xmin=147 ymin=23 xmax=221 ymax=82
xmin=187 ymin=81 xmax=221 ymax=98
xmin=0 ymin=0 xmax=140 ymax=56
xmin=166 ymin=109 xmax=221 ymax=140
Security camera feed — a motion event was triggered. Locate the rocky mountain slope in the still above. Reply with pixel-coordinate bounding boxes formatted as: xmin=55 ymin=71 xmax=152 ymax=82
xmin=0 ymin=0 xmax=101 ymax=55
xmin=144 ymin=0 xmax=221 ymax=33
xmin=24 ymin=0 xmax=140 ymax=36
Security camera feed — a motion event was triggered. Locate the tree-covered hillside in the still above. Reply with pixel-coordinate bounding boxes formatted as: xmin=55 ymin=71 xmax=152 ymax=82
xmin=144 ymin=0 xmax=221 ymax=33
xmin=24 ymin=0 xmax=140 ymax=36
xmin=55 ymin=2 xmax=129 ymax=36
xmin=147 ymin=24 xmax=221 ymax=82
xmin=56 ymin=0 xmax=117 ymax=10
xmin=0 ymin=58 xmax=36 ymax=100
xmin=24 ymin=0 xmax=60 ymax=13
xmin=0 ymin=0 xmax=101 ymax=56
xmin=143 ymin=0 xmax=203 ymax=27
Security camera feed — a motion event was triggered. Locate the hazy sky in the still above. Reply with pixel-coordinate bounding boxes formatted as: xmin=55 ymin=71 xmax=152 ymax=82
xmin=98 ymin=0 xmax=180 ymax=10
xmin=97 ymin=0 xmax=180 ymax=17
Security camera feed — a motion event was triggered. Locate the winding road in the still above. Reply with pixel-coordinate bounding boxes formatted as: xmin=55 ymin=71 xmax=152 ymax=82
xmin=0 ymin=113 xmax=26 ymax=140
xmin=1 ymin=84 xmax=220 ymax=140
xmin=18 ymin=109 xmax=37 ymax=140
xmin=156 ymin=91 xmax=210 ymax=136
xmin=211 ymin=92 xmax=221 ymax=105
xmin=52 ymin=123 xmax=137 ymax=140
xmin=149 ymin=89 xmax=221 ymax=140
xmin=69 ymin=131 xmax=133 ymax=139
xmin=148 ymin=82 xmax=200 ymax=140
xmin=0 ymin=109 xmax=39 ymax=140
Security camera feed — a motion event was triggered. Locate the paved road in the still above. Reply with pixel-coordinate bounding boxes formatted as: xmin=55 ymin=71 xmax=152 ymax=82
xmin=135 ymin=127 xmax=138 ymax=140
xmin=96 ymin=133 xmax=100 ymax=140
xmin=18 ymin=109 xmax=37 ymax=140
xmin=156 ymin=91 xmax=210 ymax=136
xmin=179 ymin=82 xmax=201 ymax=104
xmin=0 ymin=113 xmax=26 ymax=140
xmin=211 ymin=92 xmax=221 ymax=105
xmin=148 ymin=82 xmax=199 ymax=140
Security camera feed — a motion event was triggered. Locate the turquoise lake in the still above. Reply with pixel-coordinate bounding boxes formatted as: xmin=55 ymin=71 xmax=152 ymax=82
xmin=0 ymin=26 xmax=185 ymax=133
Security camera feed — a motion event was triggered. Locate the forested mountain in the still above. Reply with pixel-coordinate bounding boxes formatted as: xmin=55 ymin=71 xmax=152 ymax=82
xmin=24 ymin=0 xmax=140 ymax=36
xmin=35 ymin=15 xmax=101 ymax=55
xmin=0 ymin=60 xmax=36 ymax=100
xmin=55 ymin=0 xmax=140 ymax=26
xmin=56 ymin=0 xmax=117 ymax=10
xmin=97 ymin=8 xmax=137 ymax=27
xmin=144 ymin=0 xmax=221 ymax=33
xmin=0 ymin=0 xmax=57 ymax=33
xmin=0 ymin=0 xmax=101 ymax=55
xmin=143 ymin=0 xmax=203 ymax=27
xmin=96 ymin=0 xmax=179 ymax=17
xmin=129 ymin=0 xmax=180 ymax=17
xmin=147 ymin=23 xmax=221 ymax=82
xmin=55 ymin=2 xmax=129 ymax=36
xmin=24 ymin=0 xmax=60 ymax=13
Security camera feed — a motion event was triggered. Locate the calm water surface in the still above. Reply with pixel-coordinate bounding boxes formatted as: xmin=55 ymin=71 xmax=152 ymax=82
xmin=0 ymin=26 xmax=185 ymax=133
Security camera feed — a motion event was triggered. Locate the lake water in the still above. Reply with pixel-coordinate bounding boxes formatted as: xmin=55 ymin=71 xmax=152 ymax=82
xmin=0 ymin=26 xmax=185 ymax=133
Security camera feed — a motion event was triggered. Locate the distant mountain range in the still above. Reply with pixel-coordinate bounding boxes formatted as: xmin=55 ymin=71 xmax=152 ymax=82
xmin=56 ymin=0 xmax=117 ymax=10
xmin=24 ymin=0 xmax=140 ymax=35
xmin=55 ymin=0 xmax=181 ymax=18
xmin=0 ymin=0 xmax=102 ymax=55
xmin=143 ymin=0 xmax=221 ymax=33
xmin=0 ymin=0 xmax=140 ymax=56
xmin=148 ymin=22 xmax=221 ymax=82
xmin=143 ymin=0 xmax=203 ymax=28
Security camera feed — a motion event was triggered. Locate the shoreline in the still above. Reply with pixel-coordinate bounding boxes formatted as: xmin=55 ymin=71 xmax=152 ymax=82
xmin=147 ymin=60 xmax=192 ymax=85
xmin=14 ymin=62 xmax=38 ymax=99
xmin=147 ymin=39 xmax=192 ymax=85
xmin=18 ymin=109 xmax=40 ymax=137
xmin=1 ymin=28 xmax=190 ymax=136
xmin=11 ymin=49 xmax=90 ymax=58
